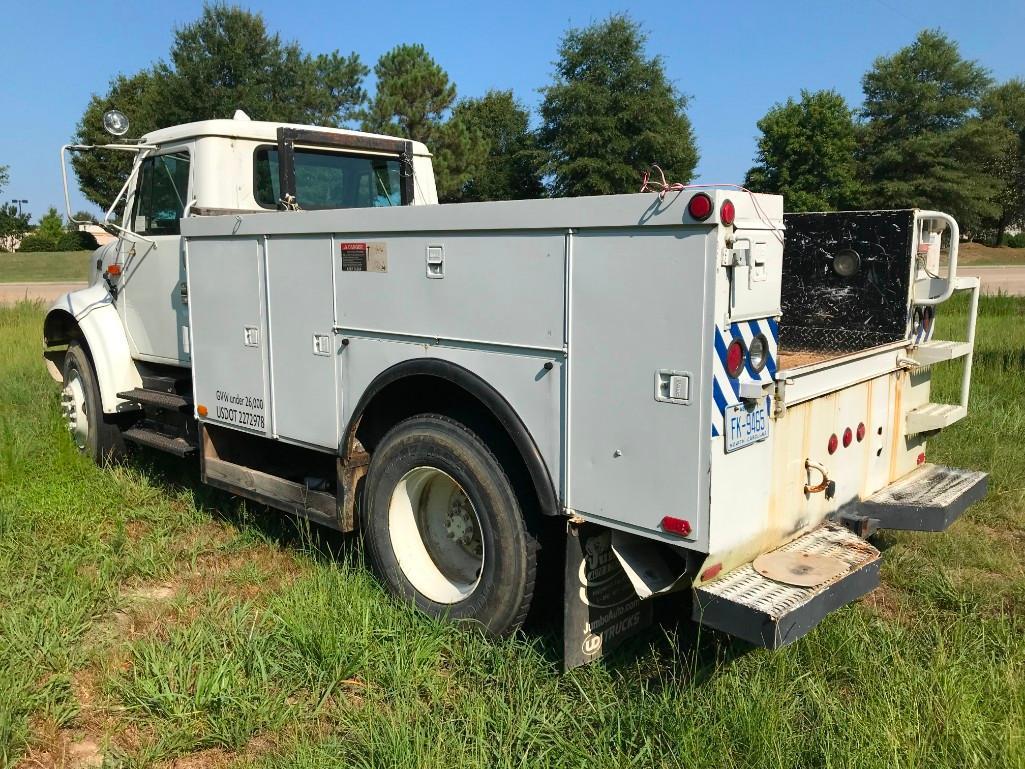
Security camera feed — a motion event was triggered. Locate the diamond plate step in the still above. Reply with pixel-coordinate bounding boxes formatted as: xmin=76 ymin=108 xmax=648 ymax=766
xmin=860 ymin=463 xmax=987 ymax=531
xmin=123 ymin=427 xmax=196 ymax=457
xmin=906 ymin=403 xmax=966 ymax=433
xmin=693 ymin=522 xmax=880 ymax=649
xmin=117 ymin=388 xmax=192 ymax=412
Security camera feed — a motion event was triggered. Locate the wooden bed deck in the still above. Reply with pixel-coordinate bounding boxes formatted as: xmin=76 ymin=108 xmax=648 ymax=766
xmin=776 ymin=348 xmax=836 ymax=370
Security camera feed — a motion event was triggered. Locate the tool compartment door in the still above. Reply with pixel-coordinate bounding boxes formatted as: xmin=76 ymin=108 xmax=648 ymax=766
xmin=568 ymin=228 xmax=712 ymax=544
xmin=187 ymin=236 xmax=270 ymax=436
xmin=265 ymin=235 xmax=339 ymax=450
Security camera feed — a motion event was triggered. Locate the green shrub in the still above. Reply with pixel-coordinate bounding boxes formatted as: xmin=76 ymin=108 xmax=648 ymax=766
xmin=57 ymin=230 xmax=99 ymax=251
xmin=16 ymin=230 xmax=98 ymax=253
xmin=16 ymin=234 xmax=58 ymax=252
xmin=1003 ymin=232 xmax=1025 ymax=248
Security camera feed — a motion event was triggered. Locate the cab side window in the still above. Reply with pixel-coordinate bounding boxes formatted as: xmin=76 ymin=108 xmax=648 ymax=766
xmin=254 ymin=147 xmax=403 ymax=210
xmin=132 ymin=151 xmax=191 ymax=235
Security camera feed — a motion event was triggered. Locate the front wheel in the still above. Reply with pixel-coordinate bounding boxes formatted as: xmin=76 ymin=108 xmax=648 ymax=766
xmin=60 ymin=341 xmax=123 ymax=464
xmin=362 ymin=414 xmax=538 ymax=637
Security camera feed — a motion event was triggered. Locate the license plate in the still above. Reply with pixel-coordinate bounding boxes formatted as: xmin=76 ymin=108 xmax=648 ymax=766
xmin=725 ymin=401 xmax=769 ymax=452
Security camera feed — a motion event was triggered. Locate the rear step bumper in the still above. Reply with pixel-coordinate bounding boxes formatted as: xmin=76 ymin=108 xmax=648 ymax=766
xmin=693 ymin=523 xmax=880 ymax=649
xmin=860 ymin=463 xmax=988 ymax=532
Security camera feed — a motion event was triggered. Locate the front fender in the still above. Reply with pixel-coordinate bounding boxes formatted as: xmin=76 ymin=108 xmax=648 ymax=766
xmin=43 ymin=283 xmax=142 ymax=414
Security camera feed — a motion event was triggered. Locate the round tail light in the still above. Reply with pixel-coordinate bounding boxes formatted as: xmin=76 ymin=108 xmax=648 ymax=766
xmin=856 ymin=422 xmax=866 ymax=442
xmin=842 ymin=427 xmax=853 ymax=448
xmin=828 ymin=434 xmax=839 ymax=454
xmin=688 ymin=193 xmax=713 ymax=221
xmin=725 ymin=338 xmax=746 ymax=378
xmin=720 ymin=199 xmax=736 ymax=226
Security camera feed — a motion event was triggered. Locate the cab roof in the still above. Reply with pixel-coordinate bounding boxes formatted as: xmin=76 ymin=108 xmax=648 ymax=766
xmin=141 ymin=117 xmax=432 ymax=157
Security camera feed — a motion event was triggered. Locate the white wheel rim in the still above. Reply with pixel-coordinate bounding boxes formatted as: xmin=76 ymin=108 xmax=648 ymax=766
xmin=388 ymin=466 xmax=485 ymax=604
xmin=61 ymin=371 xmax=89 ymax=450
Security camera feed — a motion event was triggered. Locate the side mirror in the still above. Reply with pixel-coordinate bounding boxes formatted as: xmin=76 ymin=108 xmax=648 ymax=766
xmin=102 ymin=110 xmax=130 ymax=137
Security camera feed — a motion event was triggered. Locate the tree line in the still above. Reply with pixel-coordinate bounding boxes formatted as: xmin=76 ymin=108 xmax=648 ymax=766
xmin=745 ymin=30 xmax=1024 ymax=244
xmin=70 ymin=6 xmax=1024 ymax=246
xmin=73 ymin=7 xmax=694 ymax=209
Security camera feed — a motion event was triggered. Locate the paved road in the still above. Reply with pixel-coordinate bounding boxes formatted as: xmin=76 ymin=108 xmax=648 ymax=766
xmin=959 ymin=266 xmax=1025 ymax=296
xmin=0 ymin=282 xmax=87 ymax=305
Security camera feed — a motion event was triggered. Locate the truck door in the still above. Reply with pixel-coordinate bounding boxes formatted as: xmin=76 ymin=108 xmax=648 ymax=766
xmin=120 ymin=147 xmax=192 ymax=364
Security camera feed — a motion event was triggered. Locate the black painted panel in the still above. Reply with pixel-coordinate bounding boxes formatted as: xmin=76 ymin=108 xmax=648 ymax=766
xmin=781 ymin=210 xmax=915 ymax=353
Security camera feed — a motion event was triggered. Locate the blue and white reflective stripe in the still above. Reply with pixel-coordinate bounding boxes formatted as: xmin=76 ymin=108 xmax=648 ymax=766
xmin=711 ymin=318 xmax=778 ymax=439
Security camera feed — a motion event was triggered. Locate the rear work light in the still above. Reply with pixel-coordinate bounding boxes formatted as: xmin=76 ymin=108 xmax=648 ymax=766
xmin=748 ymin=334 xmax=768 ymax=373
xmin=725 ymin=338 xmax=746 ymax=378
xmin=688 ymin=192 xmax=713 ymax=221
xmin=720 ymin=199 xmax=736 ymax=226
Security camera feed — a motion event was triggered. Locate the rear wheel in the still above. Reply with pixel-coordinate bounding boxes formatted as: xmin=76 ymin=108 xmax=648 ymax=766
xmin=60 ymin=341 xmax=123 ymax=464
xmin=362 ymin=414 xmax=538 ymax=636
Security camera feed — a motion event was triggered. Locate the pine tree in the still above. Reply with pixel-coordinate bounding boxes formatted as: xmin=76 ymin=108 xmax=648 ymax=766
xmin=361 ymin=44 xmax=484 ymax=202
xmin=859 ymin=29 xmax=1001 ymax=232
xmin=538 ymin=15 xmax=698 ymax=197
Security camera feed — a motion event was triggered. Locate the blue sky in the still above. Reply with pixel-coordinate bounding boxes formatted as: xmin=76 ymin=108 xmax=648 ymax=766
xmin=3 ymin=0 xmax=1025 ymax=220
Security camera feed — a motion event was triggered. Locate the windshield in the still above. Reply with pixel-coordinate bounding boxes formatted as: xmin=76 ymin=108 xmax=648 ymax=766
xmin=254 ymin=147 xmax=403 ymax=210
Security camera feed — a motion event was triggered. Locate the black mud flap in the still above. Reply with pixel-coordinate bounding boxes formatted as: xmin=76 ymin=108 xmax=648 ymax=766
xmin=563 ymin=520 xmax=653 ymax=670
xmin=692 ymin=522 xmax=880 ymax=649
xmin=859 ymin=463 xmax=988 ymax=532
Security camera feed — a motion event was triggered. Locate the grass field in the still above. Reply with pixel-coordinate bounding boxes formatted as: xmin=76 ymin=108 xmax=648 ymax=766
xmin=0 ymin=251 xmax=92 ymax=283
xmin=959 ymin=242 xmax=1025 ymax=266
xmin=1 ymin=297 xmax=1024 ymax=767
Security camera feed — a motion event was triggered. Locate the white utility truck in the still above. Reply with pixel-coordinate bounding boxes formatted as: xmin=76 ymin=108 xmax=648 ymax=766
xmin=47 ymin=111 xmax=987 ymax=667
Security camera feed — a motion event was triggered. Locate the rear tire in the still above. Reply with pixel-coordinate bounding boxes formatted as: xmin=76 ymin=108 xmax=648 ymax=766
xmin=362 ymin=414 xmax=538 ymax=637
xmin=60 ymin=341 xmax=123 ymax=464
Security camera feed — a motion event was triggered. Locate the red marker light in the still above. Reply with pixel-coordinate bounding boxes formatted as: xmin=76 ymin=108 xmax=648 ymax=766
xmin=688 ymin=192 xmax=713 ymax=221
xmin=917 ymin=452 xmax=926 ymax=465
xmin=828 ymin=434 xmax=839 ymax=455
xmin=856 ymin=422 xmax=866 ymax=442
xmin=720 ymin=199 xmax=736 ymax=226
xmin=106 ymin=264 xmax=122 ymax=277
xmin=843 ymin=427 xmax=853 ymax=448
xmin=726 ymin=339 xmax=745 ymax=378
xmin=661 ymin=516 xmax=692 ymax=537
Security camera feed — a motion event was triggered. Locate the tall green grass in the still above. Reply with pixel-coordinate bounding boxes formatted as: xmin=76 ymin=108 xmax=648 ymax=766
xmin=1 ymin=298 xmax=1024 ymax=767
